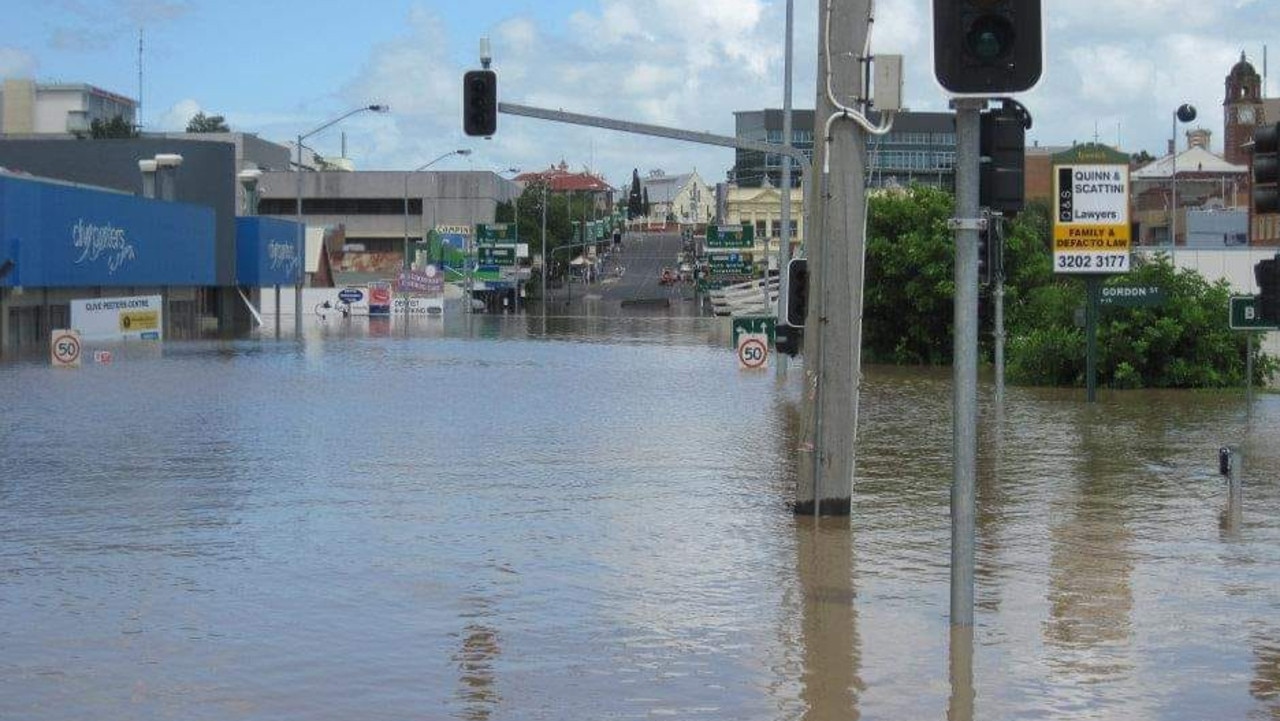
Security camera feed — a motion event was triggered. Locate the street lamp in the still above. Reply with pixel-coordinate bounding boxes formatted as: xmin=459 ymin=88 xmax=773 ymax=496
xmin=294 ymin=103 xmax=388 ymax=336
xmin=1170 ymin=103 xmax=1196 ymax=246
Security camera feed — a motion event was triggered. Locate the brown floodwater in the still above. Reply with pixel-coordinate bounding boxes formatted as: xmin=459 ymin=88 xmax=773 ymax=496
xmin=2 ymin=314 xmax=1277 ymax=720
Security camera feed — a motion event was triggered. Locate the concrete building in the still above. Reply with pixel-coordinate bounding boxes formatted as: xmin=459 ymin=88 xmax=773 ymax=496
xmin=1131 ymin=130 xmax=1248 ymax=246
xmin=256 ymin=169 xmax=520 ymax=283
xmin=732 ymin=109 xmax=956 ymax=192
xmin=1 ymin=78 xmax=137 ymax=136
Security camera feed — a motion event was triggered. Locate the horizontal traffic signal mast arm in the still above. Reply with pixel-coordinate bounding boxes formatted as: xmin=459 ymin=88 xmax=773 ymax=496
xmin=498 ymin=101 xmax=811 ymax=169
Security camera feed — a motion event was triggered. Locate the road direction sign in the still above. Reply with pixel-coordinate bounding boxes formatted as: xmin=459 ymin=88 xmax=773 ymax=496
xmin=1052 ymin=162 xmax=1131 ymax=274
xmin=475 ymin=223 xmax=515 ymax=242
xmin=706 ymin=223 xmax=754 ymax=249
xmin=1230 ymin=295 xmax=1279 ymax=330
xmin=477 ymin=243 xmax=517 ymax=266
xmin=732 ymin=316 xmax=776 ymax=348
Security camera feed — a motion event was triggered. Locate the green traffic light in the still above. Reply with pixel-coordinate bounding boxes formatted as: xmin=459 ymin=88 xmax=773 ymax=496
xmin=965 ymin=15 xmax=1014 ymax=62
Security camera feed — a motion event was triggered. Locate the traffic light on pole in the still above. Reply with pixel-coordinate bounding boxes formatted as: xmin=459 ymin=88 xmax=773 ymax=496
xmin=980 ymin=101 xmax=1027 ymax=214
xmin=1256 ymin=255 xmax=1280 ymax=324
xmin=932 ymin=0 xmax=1043 ymax=94
xmin=783 ymin=258 xmax=809 ymax=327
xmin=462 ymin=69 xmax=497 ymax=137
xmin=1253 ymin=123 xmax=1280 ymax=215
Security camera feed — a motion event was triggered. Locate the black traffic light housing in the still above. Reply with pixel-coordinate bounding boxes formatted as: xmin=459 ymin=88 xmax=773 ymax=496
xmin=463 ymin=69 xmax=498 ymax=137
xmin=783 ymin=257 xmax=809 ymax=327
xmin=1254 ymin=123 xmax=1280 ymax=215
xmin=1256 ymin=255 xmax=1280 ymax=324
xmin=933 ymin=0 xmax=1042 ymax=94
xmin=980 ymin=100 xmax=1029 ymax=215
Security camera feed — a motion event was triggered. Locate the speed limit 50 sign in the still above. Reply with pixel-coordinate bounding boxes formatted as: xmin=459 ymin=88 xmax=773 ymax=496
xmin=51 ymin=329 xmax=82 ymax=368
xmin=737 ymin=332 xmax=769 ymax=371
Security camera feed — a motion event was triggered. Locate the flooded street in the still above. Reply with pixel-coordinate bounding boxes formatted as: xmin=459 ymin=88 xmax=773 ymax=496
xmin=2 ymin=314 xmax=1279 ymax=720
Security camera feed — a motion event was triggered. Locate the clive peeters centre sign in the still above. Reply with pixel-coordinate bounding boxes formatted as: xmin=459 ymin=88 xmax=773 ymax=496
xmin=1052 ymin=144 xmax=1132 ymax=275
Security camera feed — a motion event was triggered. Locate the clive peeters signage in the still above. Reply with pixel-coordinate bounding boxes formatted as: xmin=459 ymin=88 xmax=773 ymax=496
xmin=235 ymin=217 xmax=304 ymax=286
xmin=0 ymin=175 xmax=215 ymax=287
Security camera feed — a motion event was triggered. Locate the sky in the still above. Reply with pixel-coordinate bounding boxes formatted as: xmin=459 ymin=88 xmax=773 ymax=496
xmin=3 ymin=0 xmax=1279 ymax=190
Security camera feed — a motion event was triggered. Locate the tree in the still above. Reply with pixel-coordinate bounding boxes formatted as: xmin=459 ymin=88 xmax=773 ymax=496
xmin=1130 ymin=150 xmax=1155 ymax=167
xmin=627 ymin=169 xmax=642 ymax=219
xmin=642 ymin=187 xmax=651 ymax=218
xmin=186 ymin=111 xmax=230 ymax=133
xmin=88 ymin=115 xmax=138 ymax=139
xmin=859 ymin=186 xmax=1275 ymax=388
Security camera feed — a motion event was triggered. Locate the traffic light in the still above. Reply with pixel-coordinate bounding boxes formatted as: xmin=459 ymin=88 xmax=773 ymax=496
xmin=775 ymin=323 xmax=803 ymax=357
xmin=462 ymin=69 xmax=497 ymax=137
xmin=977 ymin=224 xmax=990 ymax=286
xmin=1254 ymin=122 xmax=1280 ymax=215
xmin=980 ymin=101 xmax=1027 ymax=214
xmin=932 ymin=0 xmax=1042 ymax=94
xmin=783 ymin=257 xmax=809 ymax=327
xmin=1256 ymin=255 xmax=1280 ymax=324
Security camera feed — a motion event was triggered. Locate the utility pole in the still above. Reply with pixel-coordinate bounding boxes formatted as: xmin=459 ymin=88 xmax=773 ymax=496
xmin=796 ymin=0 xmax=870 ymax=516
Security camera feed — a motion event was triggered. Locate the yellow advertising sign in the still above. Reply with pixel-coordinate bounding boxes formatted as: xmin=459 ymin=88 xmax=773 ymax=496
xmin=1053 ymin=163 xmax=1131 ymax=274
xmin=119 ymin=309 xmax=159 ymax=332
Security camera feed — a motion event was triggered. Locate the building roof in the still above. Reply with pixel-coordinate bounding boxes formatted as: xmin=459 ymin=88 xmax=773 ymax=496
xmin=515 ymin=161 xmax=612 ymax=192
xmin=1132 ymin=145 xmax=1246 ymax=179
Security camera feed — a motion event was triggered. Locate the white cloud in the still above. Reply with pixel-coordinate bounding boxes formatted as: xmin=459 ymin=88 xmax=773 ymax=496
xmin=0 ymin=47 xmax=38 ymax=77
xmin=156 ymin=98 xmax=201 ymax=131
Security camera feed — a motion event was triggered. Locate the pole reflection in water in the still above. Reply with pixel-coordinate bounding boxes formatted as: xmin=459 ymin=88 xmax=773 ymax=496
xmin=1042 ymin=411 xmax=1137 ymax=692
xmin=795 ymin=516 xmax=863 ymax=720
xmin=948 ymin=625 xmax=974 ymax=721
xmin=452 ymin=591 xmax=501 ymax=721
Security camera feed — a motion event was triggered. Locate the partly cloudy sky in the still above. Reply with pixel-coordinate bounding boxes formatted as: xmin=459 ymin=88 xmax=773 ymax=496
xmin=5 ymin=0 xmax=1279 ymax=188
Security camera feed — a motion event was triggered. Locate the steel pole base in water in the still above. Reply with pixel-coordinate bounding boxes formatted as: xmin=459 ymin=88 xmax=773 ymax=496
xmin=791 ymin=497 xmax=852 ymax=516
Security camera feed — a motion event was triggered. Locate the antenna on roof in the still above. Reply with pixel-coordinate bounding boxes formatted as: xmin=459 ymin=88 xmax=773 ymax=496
xmin=137 ymin=28 xmax=144 ymax=131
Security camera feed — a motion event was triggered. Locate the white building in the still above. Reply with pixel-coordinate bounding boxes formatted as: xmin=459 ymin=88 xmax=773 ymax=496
xmin=638 ymin=170 xmax=713 ymax=227
xmin=1 ymin=78 xmax=137 ymax=136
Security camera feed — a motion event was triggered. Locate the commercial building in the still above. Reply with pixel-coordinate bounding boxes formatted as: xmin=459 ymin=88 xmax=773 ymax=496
xmin=1 ymin=78 xmax=137 ymax=136
xmin=731 ymin=109 xmax=956 ymax=192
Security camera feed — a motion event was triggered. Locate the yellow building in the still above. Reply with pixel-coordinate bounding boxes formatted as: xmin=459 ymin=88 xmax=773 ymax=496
xmin=723 ymin=184 xmax=806 ymax=260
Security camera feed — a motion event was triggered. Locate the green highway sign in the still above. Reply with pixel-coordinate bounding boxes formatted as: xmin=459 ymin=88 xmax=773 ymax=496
xmin=732 ymin=315 xmax=775 ymax=348
xmin=1100 ymin=284 xmax=1164 ymax=307
xmin=478 ymin=243 xmax=516 ymax=266
xmin=707 ymin=253 xmax=753 ymax=275
xmin=706 ymin=223 xmax=754 ymax=249
xmin=1230 ymin=295 xmax=1278 ymax=330
xmin=475 ymin=223 xmax=515 ymax=242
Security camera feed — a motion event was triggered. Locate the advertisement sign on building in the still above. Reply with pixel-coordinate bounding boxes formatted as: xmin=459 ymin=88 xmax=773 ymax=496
xmin=70 ymin=295 xmax=164 ymax=341
xmin=0 ymin=175 xmax=215 ymax=288
xmin=235 ymin=217 xmax=303 ymax=286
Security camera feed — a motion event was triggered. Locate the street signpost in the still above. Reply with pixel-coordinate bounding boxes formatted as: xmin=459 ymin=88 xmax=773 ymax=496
xmin=1100 ymin=284 xmax=1164 ymax=307
xmin=477 ymin=244 xmax=517 ymax=266
xmin=1051 ymin=144 xmax=1133 ymax=402
xmin=1230 ymin=295 xmax=1279 ymax=330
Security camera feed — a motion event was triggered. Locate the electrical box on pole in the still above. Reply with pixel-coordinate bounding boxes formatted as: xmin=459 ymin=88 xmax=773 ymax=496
xmin=979 ymin=102 xmax=1027 ymax=215
xmin=932 ymin=0 xmax=1043 ymax=94
xmin=1254 ymin=123 xmax=1280 ymax=215
xmin=463 ymin=69 xmax=498 ymax=137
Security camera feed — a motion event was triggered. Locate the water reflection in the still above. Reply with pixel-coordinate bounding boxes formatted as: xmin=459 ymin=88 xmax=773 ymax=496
xmin=452 ymin=592 xmax=501 ymax=721
xmin=795 ymin=517 xmax=863 ymax=720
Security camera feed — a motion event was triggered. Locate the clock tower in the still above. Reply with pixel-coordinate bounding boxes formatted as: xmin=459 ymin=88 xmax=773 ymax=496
xmin=1224 ymin=52 xmax=1263 ymax=167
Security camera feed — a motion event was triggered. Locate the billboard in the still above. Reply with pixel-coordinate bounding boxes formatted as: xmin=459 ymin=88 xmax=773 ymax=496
xmin=235 ymin=217 xmax=303 ymax=286
xmin=0 ymin=175 xmax=216 ymax=288
xmin=70 ymin=294 xmax=164 ymax=341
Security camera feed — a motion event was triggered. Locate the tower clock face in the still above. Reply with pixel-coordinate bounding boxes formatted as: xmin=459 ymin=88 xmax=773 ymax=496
xmin=1238 ymin=105 xmax=1256 ymax=124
